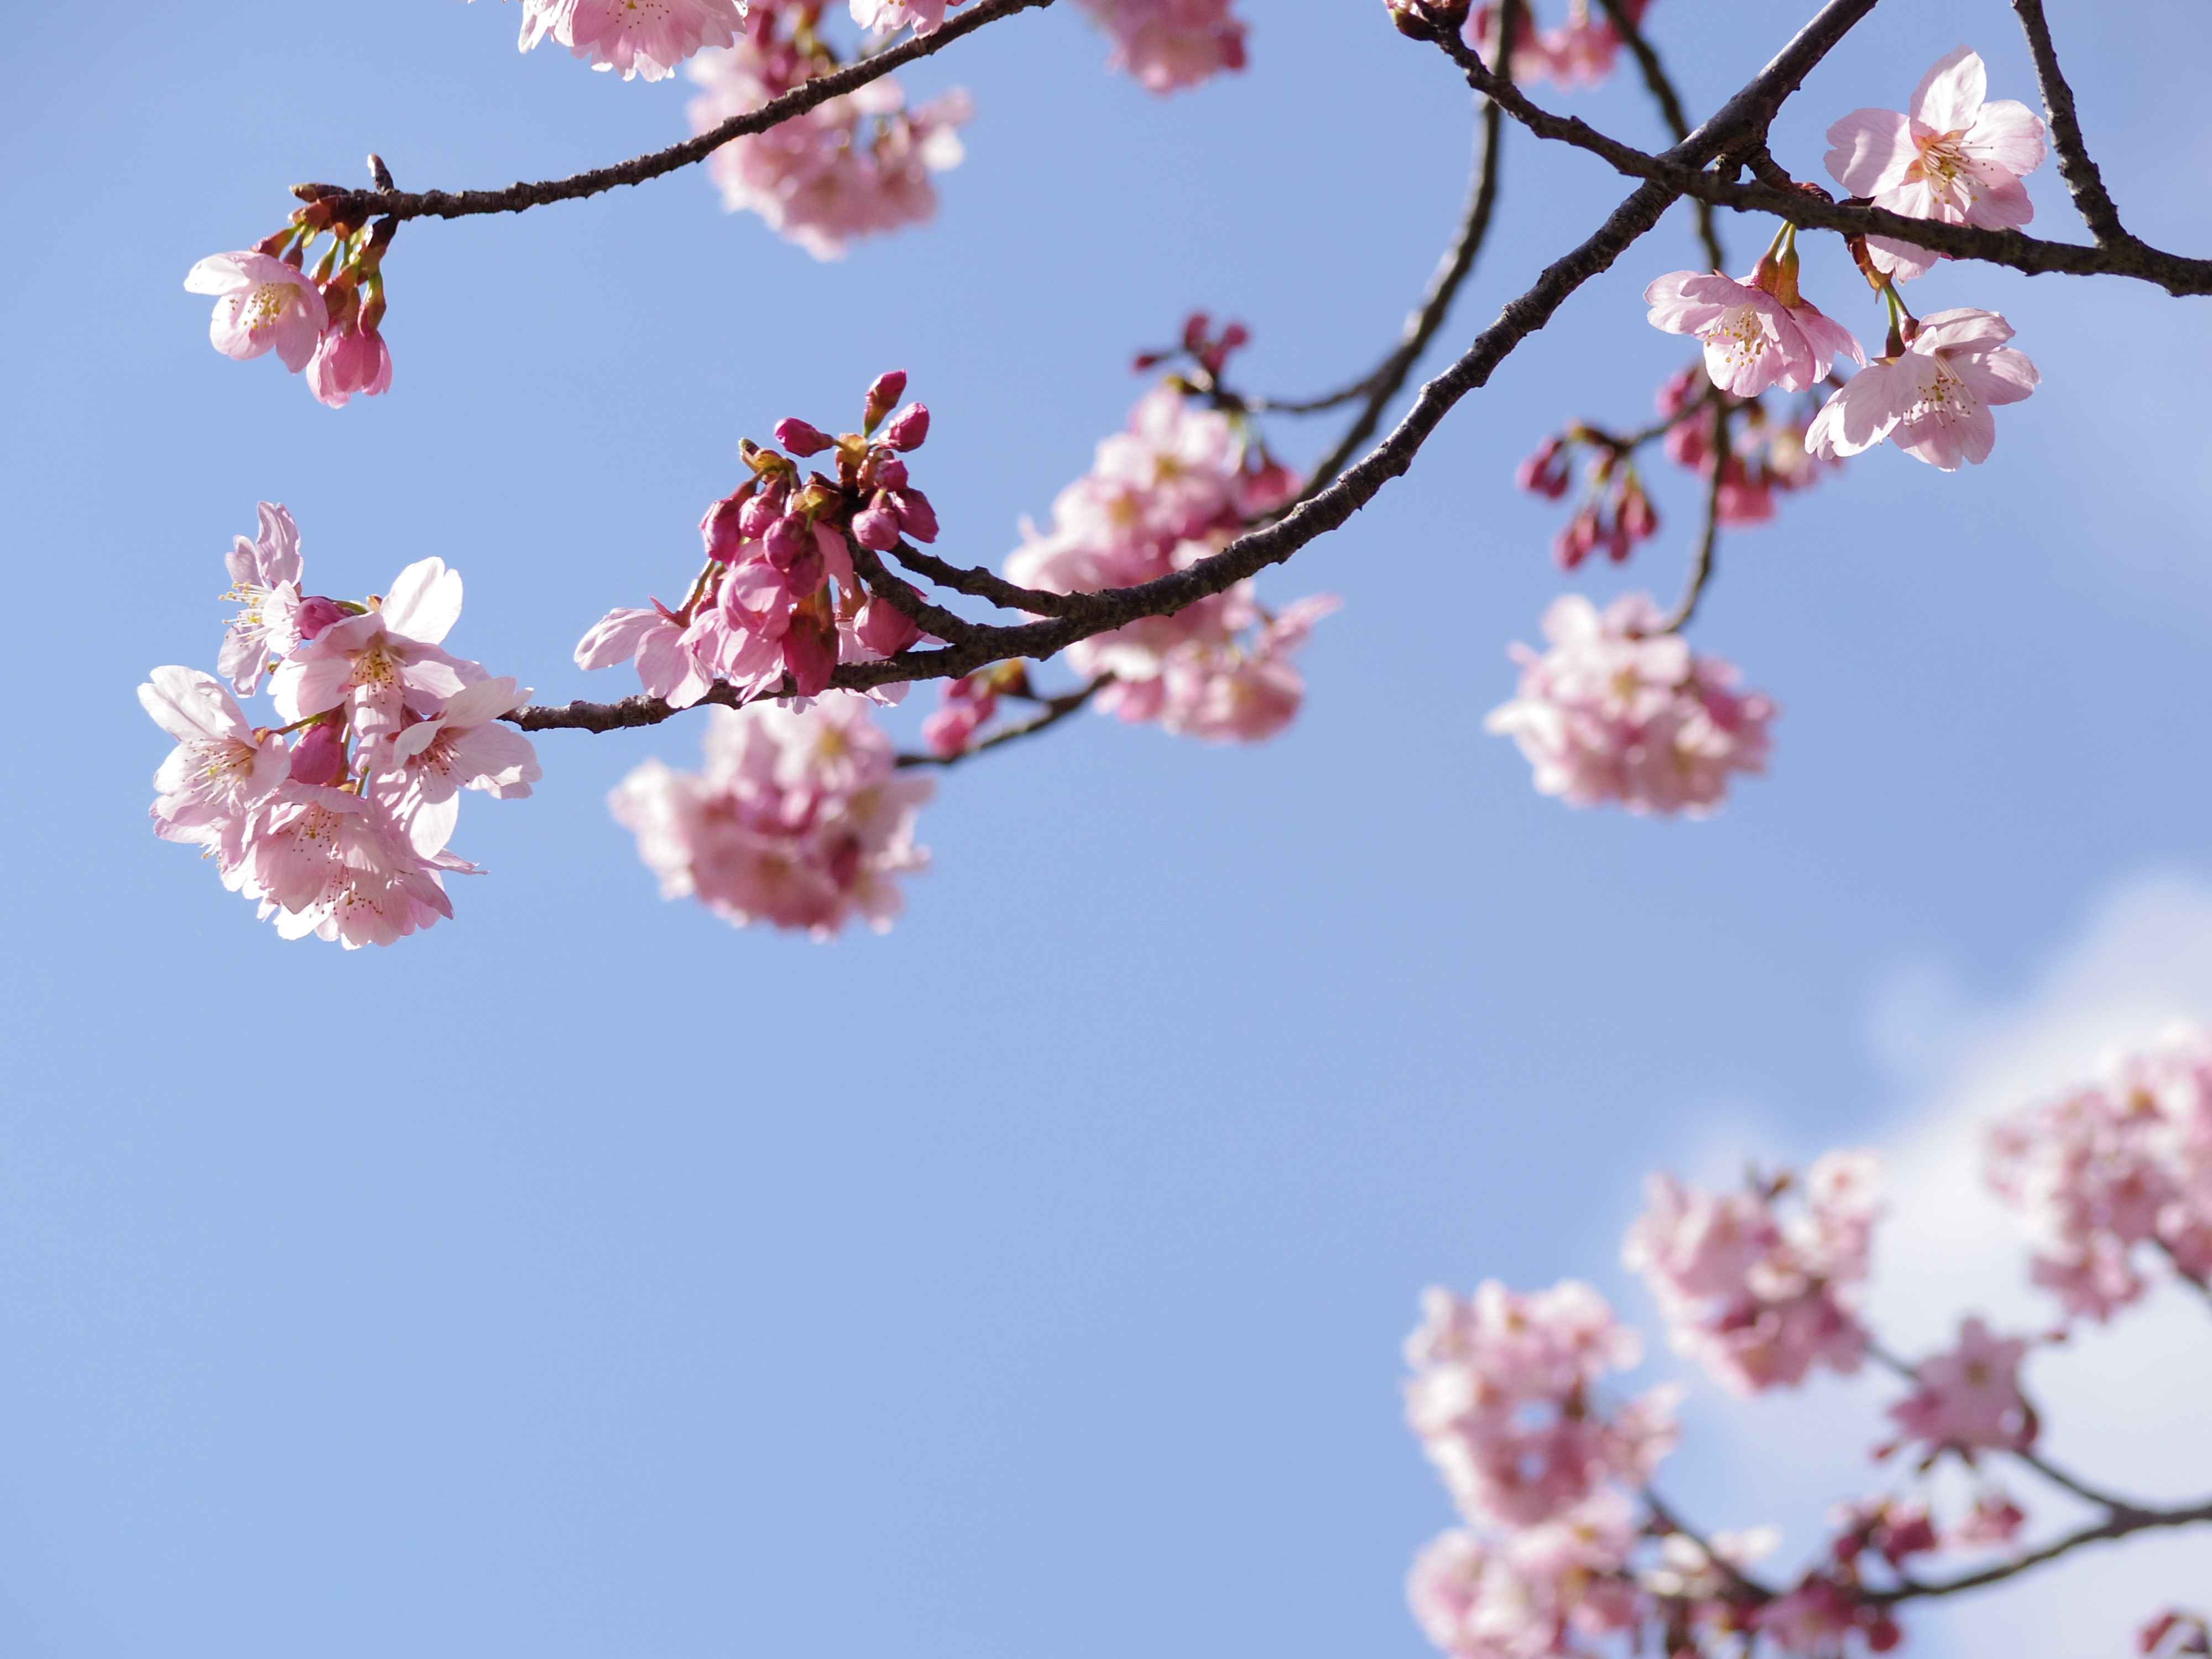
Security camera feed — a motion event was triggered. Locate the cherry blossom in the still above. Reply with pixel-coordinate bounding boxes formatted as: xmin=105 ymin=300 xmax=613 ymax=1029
xmin=850 ymin=0 xmax=961 ymax=35
xmin=1076 ymin=0 xmax=1248 ymax=93
xmin=686 ymin=32 xmax=971 ymax=260
xmin=242 ymin=784 xmax=474 ymax=950
xmin=139 ymin=667 xmax=291 ymax=872
xmin=490 ymin=0 xmax=743 ymax=79
xmin=1885 ymin=1318 xmax=2036 ymax=1460
xmin=1622 ymin=1152 xmax=1879 ymax=1394
xmin=609 ymin=694 xmax=932 ymax=937
xmin=574 ymin=604 xmax=717 ymax=708
xmin=1645 ymin=258 xmax=1864 ymax=398
xmin=379 ymin=677 xmax=542 ymax=856
xmin=184 ymin=252 xmax=328 ymax=374
xmin=1484 ymin=593 xmax=1775 ymax=817
xmin=219 ymin=502 xmax=310 ymax=696
xmin=1807 ymin=308 xmax=2038 ymax=471
xmin=306 ymin=317 xmax=393 ymax=409
xmin=1825 ymin=46 xmax=2047 ymax=281
xmin=1464 ymin=0 xmax=1650 ymax=90
xmin=1408 ymin=1497 xmax=1645 ymax=1659
xmin=271 ymin=557 xmax=473 ymax=740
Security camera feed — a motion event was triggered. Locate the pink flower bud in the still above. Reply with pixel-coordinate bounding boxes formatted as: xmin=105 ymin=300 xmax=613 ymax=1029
xmin=763 ymin=513 xmax=811 ymax=569
xmin=870 ymin=452 xmax=910 ymax=490
xmin=857 ymin=594 xmax=924 ymax=656
xmin=883 ymin=402 xmax=931 ymax=451
xmin=864 ymin=369 xmax=908 ymax=431
xmin=890 ymin=487 xmax=938 ymax=544
xmin=1552 ymin=507 xmax=1600 ymax=571
xmin=294 ymin=595 xmax=349 ymax=640
xmin=699 ymin=483 xmax=754 ymax=562
xmin=782 ymin=611 xmax=838 ymax=697
xmin=774 ymin=417 xmax=834 ymax=457
xmin=287 ymin=720 xmax=348 ymax=786
xmin=1619 ymin=486 xmax=1659 ymax=542
xmin=852 ymin=496 xmax=902 ymax=551
xmin=921 ymin=702 xmax=986 ymax=758
xmin=738 ymin=481 xmax=786 ymax=539
xmin=1181 ymin=312 xmax=1211 ymax=353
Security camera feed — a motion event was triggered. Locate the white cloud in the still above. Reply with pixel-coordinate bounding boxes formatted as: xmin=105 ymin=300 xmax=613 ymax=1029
xmin=1651 ymin=872 xmax=2212 ymax=1654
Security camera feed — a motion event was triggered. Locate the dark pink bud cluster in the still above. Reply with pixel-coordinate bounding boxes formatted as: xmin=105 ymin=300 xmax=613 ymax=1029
xmin=921 ymin=671 xmax=1003 ymax=758
xmin=1132 ymin=309 xmax=1251 ymax=382
xmin=1548 ymin=462 xmax=1658 ymax=572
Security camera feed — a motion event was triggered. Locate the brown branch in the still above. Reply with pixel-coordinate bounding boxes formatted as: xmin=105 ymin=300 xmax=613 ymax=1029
xmin=1871 ymin=1497 xmax=2212 ymax=1605
xmin=508 ymin=0 xmax=1888 ymax=735
xmin=1591 ymin=0 xmax=1727 ymax=270
xmin=884 ymin=541 xmax=1093 ymax=619
xmin=843 ymin=531 xmax=983 ymax=644
xmin=893 ymin=676 xmax=1112 ymax=769
xmin=1660 ymin=404 xmax=1729 ymax=632
xmin=1643 ymin=1486 xmax=1774 ymax=1603
xmin=322 ymin=0 xmax=1055 ymax=224
xmin=2009 ymin=0 xmax=2128 ymax=246
xmin=1423 ymin=23 xmax=2212 ymax=295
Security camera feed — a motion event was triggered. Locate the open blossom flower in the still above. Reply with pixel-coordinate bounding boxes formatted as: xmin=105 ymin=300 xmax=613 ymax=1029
xmin=1646 ymin=264 xmax=1863 ymax=398
xmin=139 ymin=667 xmax=291 ymax=871
xmin=1826 ymin=46 xmax=2046 ymax=280
xmin=1404 ymin=1280 xmax=1677 ymax=1528
xmin=1076 ymin=0 xmax=1248 ymax=93
xmin=272 ymin=557 xmax=472 ymax=739
xmin=1485 ymin=593 xmax=1775 ymax=817
xmin=1885 ymin=1317 xmax=2036 ymax=1459
xmin=1985 ymin=1025 xmax=2212 ymax=1321
xmin=1806 ymin=309 xmax=2038 ymax=471
xmin=687 ymin=37 xmax=971 ymax=260
xmin=1003 ymin=382 xmax=1331 ymax=741
xmin=491 ymin=0 xmax=742 ymax=79
xmin=185 ymin=252 xmax=328 ymax=373
xmin=380 ymin=677 xmax=541 ymax=855
xmin=574 ymin=604 xmax=716 ymax=708
xmin=1623 ymin=1152 xmax=1879 ymax=1394
xmin=1408 ymin=1496 xmax=1644 ymax=1659
xmin=242 ymin=784 xmax=473 ymax=950
xmin=220 ymin=503 xmax=307 ymax=695
xmin=850 ymin=0 xmax=959 ymax=34
xmin=609 ymin=694 xmax=932 ymax=937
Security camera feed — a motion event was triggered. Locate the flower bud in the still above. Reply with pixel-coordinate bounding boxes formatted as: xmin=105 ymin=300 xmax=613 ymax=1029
xmin=782 ymin=604 xmax=839 ymax=697
xmin=883 ymin=402 xmax=931 ymax=451
xmin=294 ymin=595 xmax=350 ymax=641
xmin=852 ymin=494 xmax=903 ymax=552
xmin=863 ymin=369 xmax=908 ymax=432
xmin=288 ymin=719 xmax=349 ymax=786
xmin=870 ymin=452 xmax=910 ymax=490
xmin=763 ymin=513 xmax=812 ymax=570
xmin=699 ymin=483 xmax=755 ymax=562
xmin=890 ymin=487 xmax=938 ymax=544
xmin=738 ymin=481 xmax=787 ymax=539
xmin=857 ymin=593 xmax=924 ymax=656
xmin=775 ymin=417 xmax=834 ymax=457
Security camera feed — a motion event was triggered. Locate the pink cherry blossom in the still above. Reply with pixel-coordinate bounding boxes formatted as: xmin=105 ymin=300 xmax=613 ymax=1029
xmin=1404 ymin=1280 xmax=1677 ymax=1528
xmin=686 ymin=36 xmax=971 ymax=260
xmin=219 ymin=502 xmax=308 ymax=695
xmin=1885 ymin=1317 xmax=2036 ymax=1458
xmin=1408 ymin=1496 xmax=1644 ymax=1659
xmin=1825 ymin=46 xmax=2047 ymax=280
xmin=1622 ymin=1152 xmax=1878 ymax=1395
xmin=575 ymin=604 xmax=718 ymax=708
xmin=1464 ymin=0 xmax=1650 ymax=90
xmin=139 ymin=666 xmax=291 ymax=872
xmin=1076 ymin=0 xmax=1248 ymax=94
xmin=1484 ymin=593 xmax=1776 ymax=817
xmin=1807 ymin=308 xmax=2039 ymax=471
xmin=380 ymin=677 xmax=542 ymax=856
xmin=609 ymin=693 xmax=932 ymax=937
xmin=306 ymin=321 xmax=393 ymax=409
xmin=185 ymin=252 xmax=329 ymax=374
xmin=270 ymin=557 xmax=474 ymax=739
xmin=850 ymin=0 xmax=961 ymax=35
xmin=1645 ymin=266 xmax=1864 ymax=398
xmin=489 ymin=0 xmax=742 ymax=79
xmin=242 ymin=784 xmax=473 ymax=950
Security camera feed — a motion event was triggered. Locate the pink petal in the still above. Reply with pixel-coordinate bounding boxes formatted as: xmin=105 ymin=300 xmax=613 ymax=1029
xmin=1912 ymin=307 xmax=2013 ymax=356
xmin=1824 ymin=108 xmax=1914 ymax=196
xmin=574 ymin=607 xmax=659 ymax=670
xmin=1964 ymin=98 xmax=2047 ymax=176
xmin=1912 ymin=46 xmax=1987 ymax=135
xmin=1805 ymin=364 xmax=1907 ymax=460
xmin=1953 ymin=346 xmax=2038 ymax=406
xmin=382 ymin=557 xmax=464 ymax=643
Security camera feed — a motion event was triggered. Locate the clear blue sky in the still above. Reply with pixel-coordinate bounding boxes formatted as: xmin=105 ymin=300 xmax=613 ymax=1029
xmin=3 ymin=1 xmax=2209 ymax=1653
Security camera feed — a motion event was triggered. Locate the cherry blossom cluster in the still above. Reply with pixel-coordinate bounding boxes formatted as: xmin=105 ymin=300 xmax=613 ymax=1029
xmin=1517 ymin=432 xmax=1660 ymax=571
xmin=685 ymin=9 xmax=972 ymax=259
xmin=1985 ymin=1024 xmax=2212 ymax=1322
xmin=987 ymin=370 xmax=1337 ymax=747
xmin=1653 ymin=367 xmax=1837 ymax=527
xmin=609 ymin=693 xmax=932 ymax=936
xmin=575 ymin=371 xmax=936 ymax=708
xmin=1459 ymin=0 xmax=1652 ymax=91
xmin=140 ymin=504 xmax=539 ymax=947
xmin=1484 ymin=593 xmax=1774 ymax=816
xmin=185 ymin=192 xmax=397 ymax=409
xmin=486 ymin=0 xmax=743 ymax=80
xmin=1073 ymin=0 xmax=1247 ymax=93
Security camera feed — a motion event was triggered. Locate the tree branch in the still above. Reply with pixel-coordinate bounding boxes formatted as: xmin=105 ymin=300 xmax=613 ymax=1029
xmin=1659 ymin=403 xmax=1729 ymax=632
xmin=893 ymin=676 xmax=1112 ymax=768
xmin=320 ymin=0 xmax=1056 ymax=225
xmin=884 ymin=540 xmax=1093 ymax=619
xmin=508 ymin=0 xmax=1887 ymax=735
xmin=1591 ymin=0 xmax=1726 ymax=270
xmin=1871 ymin=1497 xmax=2212 ymax=1604
xmin=2008 ymin=0 xmax=2128 ymax=246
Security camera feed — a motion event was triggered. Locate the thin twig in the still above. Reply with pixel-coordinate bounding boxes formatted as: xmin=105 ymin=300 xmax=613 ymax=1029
xmin=1870 ymin=1497 xmax=2212 ymax=1604
xmin=1660 ymin=404 xmax=1729 ymax=632
xmin=1592 ymin=0 xmax=1726 ymax=270
xmin=321 ymin=0 xmax=1055 ymax=224
xmin=884 ymin=541 xmax=1092 ymax=619
xmin=893 ymin=676 xmax=1112 ymax=769
xmin=2008 ymin=0 xmax=2128 ymax=246
xmin=844 ymin=531 xmax=983 ymax=644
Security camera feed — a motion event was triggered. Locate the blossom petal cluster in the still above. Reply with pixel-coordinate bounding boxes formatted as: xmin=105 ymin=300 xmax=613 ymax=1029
xmin=187 ymin=211 xmax=398 ymax=410
xmin=609 ymin=693 xmax=932 ymax=936
xmin=1076 ymin=0 xmax=1248 ymax=93
xmin=1825 ymin=46 xmax=2047 ymax=281
xmin=998 ymin=381 xmax=1334 ymax=745
xmin=1646 ymin=260 xmax=1864 ymax=399
xmin=1622 ymin=1152 xmax=1881 ymax=1394
xmin=1655 ymin=366 xmax=1838 ymax=526
xmin=142 ymin=504 xmax=538 ymax=947
xmin=1884 ymin=1317 xmax=2036 ymax=1460
xmin=1464 ymin=0 xmax=1652 ymax=91
xmin=576 ymin=371 xmax=937 ymax=709
xmin=1985 ymin=1025 xmax=2212 ymax=1321
xmin=1405 ymin=1280 xmax=1678 ymax=1528
xmin=686 ymin=19 xmax=971 ymax=260
xmin=491 ymin=0 xmax=743 ymax=79
xmin=1807 ymin=308 xmax=2038 ymax=472
xmin=1484 ymin=593 xmax=1775 ymax=816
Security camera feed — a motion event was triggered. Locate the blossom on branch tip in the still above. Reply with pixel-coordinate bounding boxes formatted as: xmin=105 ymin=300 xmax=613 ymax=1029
xmin=1825 ymin=46 xmax=2047 ymax=281
xmin=1485 ymin=593 xmax=1775 ymax=817
xmin=1806 ymin=308 xmax=2038 ymax=471
xmin=220 ymin=503 xmax=307 ymax=696
xmin=1645 ymin=264 xmax=1864 ymax=399
xmin=185 ymin=252 xmax=328 ymax=373
xmin=489 ymin=0 xmax=742 ymax=79
xmin=850 ymin=0 xmax=962 ymax=36
xmin=1076 ymin=0 xmax=1248 ymax=93
xmin=1883 ymin=1317 xmax=2036 ymax=1460
xmin=139 ymin=668 xmax=291 ymax=872
xmin=271 ymin=557 xmax=472 ymax=740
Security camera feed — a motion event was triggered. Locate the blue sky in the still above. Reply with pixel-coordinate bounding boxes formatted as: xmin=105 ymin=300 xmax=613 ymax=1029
xmin=3 ymin=0 xmax=2209 ymax=1653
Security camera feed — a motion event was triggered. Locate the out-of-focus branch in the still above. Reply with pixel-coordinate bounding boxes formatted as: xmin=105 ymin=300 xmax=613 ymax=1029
xmin=893 ymin=676 xmax=1112 ymax=769
xmin=1591 ymin=0 xmax=1726 ymax=270
xmin=313 ymin=0 xmax=1054 ymax=224
xmin=2008 ymin=0 xmax=2128 ymax=246
xmin=1659 ymin=404 xmax=1729 ymax=632
xmin=884 ymin=540 xmax=1092 ymax=619
xmin=508 ymin=0 xmax=1888 ymax=735
xmin=1872 ymin=1498 xmax=2212 ymax=1604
